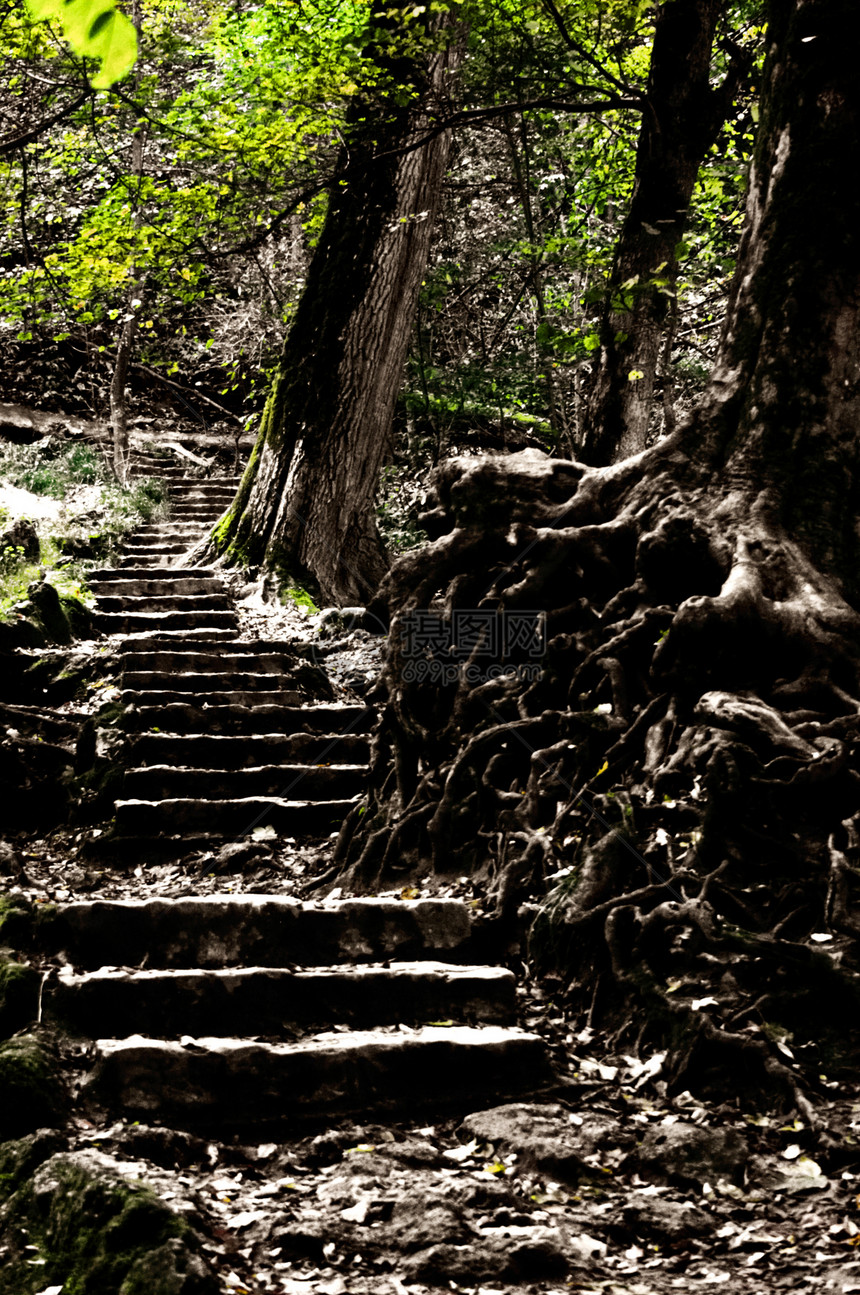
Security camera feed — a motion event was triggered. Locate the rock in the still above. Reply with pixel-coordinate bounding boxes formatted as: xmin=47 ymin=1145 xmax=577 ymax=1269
xmin=618 ymin=1191 xmax=715 ymax=1241
xmin=0 ymin=516 xmax=40 ymax=560
xmin=91 ymin=1123 xmax=209 ymax=1170
xmin=0 ymin=1032 xmax=67 ymax=1139
xmin=0 ymin=1128 xmax=68 ymax=1194
xmin=637 ymin=1121 xmax=748 ymax=1186
xmin=0 ymin=841 xmax=22 ymax=876
xmin=0 ymin=615 xmax=46 ymax=650
xmin=387 ymin=1197 xmax=473 ymax=1252
xmin=0 ymin=955 xmax=41 ymax=1036
xmin=404 ymin=1227 xmax=575 ymax=1284
xmin=0 ymin=1147 xmax=218 ymax=1294
xmin=458 ymin=1102 xmax=623 ymax=1182
xmin=25 ymin=579 xmax=72 ymax=644
xmin=61 ymin=592 xmax=96 ymax=638
xmin=211 ymin=840 xmax=274 ymax=873
xmin=316 ymin=606 xmax=367 ymax=638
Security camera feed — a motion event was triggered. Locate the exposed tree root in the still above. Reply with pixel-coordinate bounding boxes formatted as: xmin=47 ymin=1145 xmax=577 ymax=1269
xmin=336 ymin=445 xmax=860 ymax=1107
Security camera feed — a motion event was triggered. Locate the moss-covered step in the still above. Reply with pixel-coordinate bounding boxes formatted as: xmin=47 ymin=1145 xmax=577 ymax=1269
xmin=121 ymin=762 xmax=367 ymax=800
xmin=38 ymin=896 xmax=473 ymax=969
xmin=48 ymin=961 xmax=516 ymax=1037
xmin=84 ymin=1026 xmax=553 ymax=1127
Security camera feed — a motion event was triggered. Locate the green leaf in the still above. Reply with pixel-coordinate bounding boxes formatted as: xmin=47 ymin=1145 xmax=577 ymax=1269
xmin=24 ymin=0 xmax=137 ymax=88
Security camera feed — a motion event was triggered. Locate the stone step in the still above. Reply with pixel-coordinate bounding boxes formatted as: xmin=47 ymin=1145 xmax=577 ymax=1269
xmin=122 ymin=763 xmax=367 ymax=801
xmin=121 ymin=653 xmax=298 ymax=674
xmin=121 ymin=689 xmax=303 ymax=707
xmin=115 ymin=546 xmax=196 ymax=562
xmin=122 ymin=671 xmax=297 ymax=692
xmin=41 ymin=897 xmax=473 ymax=969
xmin=89 ymin=567 xmax=219 ymax=582
xmin=123 ymin=525 xmax=205 ymax=539
xmin=91 ymin=579 xmax=226 ymax=597
xmin=128 ymin=731 xmax=370 ymax=768
xmin=114 ymin=795 xmax=360 ymax=835
xmin=98 ymin=611 xmax=238 ymax=634
xmin=118 ymin=627 xmax=239 ymax=644
xmin=95 ymin=594 xmax=232 ymax=613
xmin=83 ymin=1027 xmax=552 ymax=1127
xmin=49 ymin=962 xmax=515 ymax=1037
xmin=123 ymin=701 xmax=372 ymax=734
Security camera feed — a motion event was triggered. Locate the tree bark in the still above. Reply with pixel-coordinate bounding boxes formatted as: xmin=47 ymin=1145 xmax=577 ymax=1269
xmin=689 ymin=0 xmax=860 ymax=596
xmin=580 ymin=0 xmax=746 ymax=466
xmin=206 ymin=5 xmax=463 ymax=606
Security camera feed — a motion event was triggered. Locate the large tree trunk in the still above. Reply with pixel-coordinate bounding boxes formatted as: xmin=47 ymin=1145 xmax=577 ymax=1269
xmin=205 ymin=6 xmax=462 ymax=606
xmin=336 ymin=0 xmax=860 ymax=1111
xmin=580 ymin=0 xmax=746 ymax=466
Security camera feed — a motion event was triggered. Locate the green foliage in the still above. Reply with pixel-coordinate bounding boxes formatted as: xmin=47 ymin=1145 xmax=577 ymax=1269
xmin=282 ymin=584 xmax=319 ymax=615
xmin=25 ymin=0 xmax=137 ymax=88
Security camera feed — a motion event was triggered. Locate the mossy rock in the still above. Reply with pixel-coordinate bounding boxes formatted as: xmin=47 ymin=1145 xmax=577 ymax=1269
xmin=0 ymin=957 xmax=40 ymax=1037
xmin=26 ymin=580 xmax=73 ymax=645
xmin=0 ymin=1032 xmax=67 ymax=1140
xmin=0 ymin=895 xmax=32 ymax=948
xmin=61 ymin=594 xmax=96 ymax=639
xmin=0 ymin=1149 xmax=218 ymax=1294
xmin=0 ymin=1128 xmax=66 ymax=1198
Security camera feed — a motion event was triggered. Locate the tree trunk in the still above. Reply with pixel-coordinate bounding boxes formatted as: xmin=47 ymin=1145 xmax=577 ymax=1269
xmin=580 ymin=0 xmax=745 ymax=466
xmin=109 ymin=0 xmax=144 ymax=486
xmin=206 ymin=6 xmax=463 ymax=606
xmin=336 ymin=0 xmax=860 ymax=1108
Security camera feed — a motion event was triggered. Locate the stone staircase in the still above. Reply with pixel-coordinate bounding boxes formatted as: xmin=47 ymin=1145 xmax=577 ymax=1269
xmin=41 ymin=895 xmax=552 ymax=1129
xmin=69 ymin=448 xmax=553 ymax=1131
xmin=89 ymin=450 xmax=371 ymax=852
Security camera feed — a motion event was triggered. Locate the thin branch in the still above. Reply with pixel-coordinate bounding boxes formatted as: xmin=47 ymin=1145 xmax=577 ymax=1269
xmin=0 ymin=91 xmax=90 ymax=156
xmin=130 ymin=362 xmax=244 ymax=424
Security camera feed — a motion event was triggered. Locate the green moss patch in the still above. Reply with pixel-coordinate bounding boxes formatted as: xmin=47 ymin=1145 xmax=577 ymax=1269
xmin=0 ymin=1148 xmax=218 ymax=1294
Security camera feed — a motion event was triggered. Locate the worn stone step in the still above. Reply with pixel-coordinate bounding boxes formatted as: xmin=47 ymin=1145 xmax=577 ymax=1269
xmin=114 ymin=794 xmax=359 ymax=835
xmin=123 ymin=701 xmax=372 ymax=734
xmin=122 ymin=671 xmax=297 ymax=692
xmin=115 ymin=546 xmax=195 ymax=562
xmin=123 ymin=763 xmax=367 ymax=801
xmin=50 ymin=962 xmax=515 ymax=1037
xmin=89 ymin=567 xmax=219 ymax=582
xmin=41 ymin=896 xmax=473 ymax=968
xmin=123 ymin=526 xmax=204 ymax=539
xmin=98 ymin=611 xmax=238 ymax=634
xmin=91 ymin=579 xmax=226 ymax=598
xmin=96 ymin=594 xmax=232 ymax=613
xmin=121 ymin=689 xmax=303 ymax=708
xmin=118 ymin=627 xmax=239 ymax=644
xmin=84 ymin=1027 xmax=552 ymax=1127
xmin=128 ymin=731 xmax=370 ymax=768
xmin=122 ymin=653 xmax=298 ymax=674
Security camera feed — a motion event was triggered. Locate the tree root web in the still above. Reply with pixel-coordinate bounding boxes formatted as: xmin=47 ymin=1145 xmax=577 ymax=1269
xmin=335 ymin=446 xmax=860 ymax=1109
